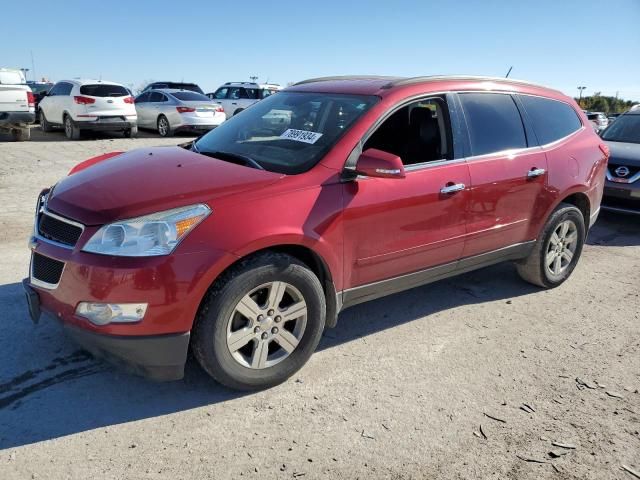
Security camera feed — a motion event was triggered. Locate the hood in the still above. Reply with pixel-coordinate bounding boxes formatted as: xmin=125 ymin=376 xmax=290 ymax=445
xmin=605 ymin=141 xmax=640 ymax=166
xmin=47 ymin=147 xmax=283 ymax=225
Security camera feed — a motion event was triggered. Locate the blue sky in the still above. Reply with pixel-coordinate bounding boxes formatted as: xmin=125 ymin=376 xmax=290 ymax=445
xmin=3 ymin=0 xmax=639 ymax=100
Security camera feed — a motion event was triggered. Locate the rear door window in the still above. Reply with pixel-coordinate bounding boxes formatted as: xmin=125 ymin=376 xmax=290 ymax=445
xmin=459 ymin=93 xmax=527 ymax=156
xmin=519 ymin=95 xmax=582 ymax=145
xmin=149 ymin=92 xmax=168 ymax=103
xmin=80 ymin=84 xmax=128 ymax=97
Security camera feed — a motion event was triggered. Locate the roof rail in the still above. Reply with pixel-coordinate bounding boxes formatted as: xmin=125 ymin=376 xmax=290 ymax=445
xmin=381 ymin=75 xmax=562 ymax=93
xmin=291 ymin=74 xmax=561 ymax=94
xmin=293 ymin=75 xmax=400 ymax=86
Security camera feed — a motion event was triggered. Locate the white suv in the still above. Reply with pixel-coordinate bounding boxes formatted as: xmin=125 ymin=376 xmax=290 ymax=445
xmin=206 ymin=82 xmax=281 ymax=119
xmin=39 ymin=79 xmax=137 ymax=139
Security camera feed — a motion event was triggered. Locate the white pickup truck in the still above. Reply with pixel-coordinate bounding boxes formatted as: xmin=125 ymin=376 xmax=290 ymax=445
xmin=0 ymin=68 xmax=35 ymax=141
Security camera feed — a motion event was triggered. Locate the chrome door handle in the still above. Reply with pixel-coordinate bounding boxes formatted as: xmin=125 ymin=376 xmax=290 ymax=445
xmin=440 ymin=183 xmax=466 ymax=194
xmin=527 ymin=168 xmax=546 ymax=178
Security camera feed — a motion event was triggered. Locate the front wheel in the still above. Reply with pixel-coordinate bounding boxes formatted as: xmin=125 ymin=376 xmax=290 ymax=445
xmin=40 ymin=110 xmax=53 ymax=132
xmin=516 ymin=203 xmax=585 ymax=288
xmin=192 ymin=253 xmax=326 ymax=390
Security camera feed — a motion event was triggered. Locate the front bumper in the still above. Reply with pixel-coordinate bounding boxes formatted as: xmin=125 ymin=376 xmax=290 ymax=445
xmin=602 ymin=181 xmax=640 ymax=214
xmin=23 ymin=279 xmax=189 ymax=380
xmin=0 ymin=111 xmax=36 ymax=125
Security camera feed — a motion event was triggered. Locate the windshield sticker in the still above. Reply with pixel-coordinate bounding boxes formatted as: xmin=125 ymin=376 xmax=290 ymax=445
xmin=280 ymin=129 xmax=323 ymax=144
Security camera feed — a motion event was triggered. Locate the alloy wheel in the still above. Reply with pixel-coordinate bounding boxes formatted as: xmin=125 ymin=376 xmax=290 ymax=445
xmin=545 ymin=219 xmax=578 ymax=276
xmin=158 ymin=117 xmax=168 ymax=136
xmin=226 ymin=281 xmax=307 ymax=369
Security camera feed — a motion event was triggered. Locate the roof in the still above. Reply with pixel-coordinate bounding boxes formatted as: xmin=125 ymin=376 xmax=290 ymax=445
xmin=223 ymin=82 xmax=281 ymax=88
xmin=63 ymin=78 xmax=125 ymax=86
xmin=288 ymin=75 xmax=564 ymax=97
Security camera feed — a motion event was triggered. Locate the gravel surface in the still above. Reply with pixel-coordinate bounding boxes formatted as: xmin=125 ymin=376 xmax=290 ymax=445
xmin=1 ymin=127 xmax=639 ymax=479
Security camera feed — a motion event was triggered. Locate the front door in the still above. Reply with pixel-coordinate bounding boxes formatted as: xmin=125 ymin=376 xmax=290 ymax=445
xmin=341 ymin=96 xmax=471 ymax=293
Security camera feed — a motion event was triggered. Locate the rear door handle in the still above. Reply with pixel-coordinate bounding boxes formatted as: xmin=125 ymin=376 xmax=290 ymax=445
xmin=527 ymin=168 xmax=546 ymax=178
xmin=440 ymin=183 xmax=466 ymax=194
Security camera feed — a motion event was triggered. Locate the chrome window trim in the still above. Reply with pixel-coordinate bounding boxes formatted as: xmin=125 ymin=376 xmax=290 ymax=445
xmin=35 ymin=207 xmax=85 ymax=250
xmin=30 ymin=253 xmax=65 ymax=290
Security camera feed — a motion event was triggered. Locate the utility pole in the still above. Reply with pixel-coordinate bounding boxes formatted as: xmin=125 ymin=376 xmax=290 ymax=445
xmin=30 ymin=50 xmax=36 ymax=82
xmin=577 ymin=86 xmax=586 ymax=107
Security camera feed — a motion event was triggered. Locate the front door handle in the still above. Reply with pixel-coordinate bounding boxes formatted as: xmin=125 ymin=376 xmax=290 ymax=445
xmin=440 ymin=183 xmax=466 ymax=194
xmin=527 ymin=168 xmax=546 ymax=178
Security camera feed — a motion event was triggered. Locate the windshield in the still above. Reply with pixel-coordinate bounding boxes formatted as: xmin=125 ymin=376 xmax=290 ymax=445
xmin=601 ymin=115 xmax=640 ymax=144
xmin=194 ymin=91 xmax=378 ymax=174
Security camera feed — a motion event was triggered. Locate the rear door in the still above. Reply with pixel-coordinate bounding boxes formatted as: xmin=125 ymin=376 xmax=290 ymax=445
xmin=210 ymin=87 xmax=230 ymax=118
xmin=457 ymin=92 xmax=549 ymax=257
xmin=134 ymin=91 xmax=152 ymax=126
xmin=77 ymin=83 xmax=135 ymax=118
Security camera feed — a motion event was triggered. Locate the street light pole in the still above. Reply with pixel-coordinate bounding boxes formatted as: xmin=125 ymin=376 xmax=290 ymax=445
xmin=577 ymin=86 xmax=586 ymax=107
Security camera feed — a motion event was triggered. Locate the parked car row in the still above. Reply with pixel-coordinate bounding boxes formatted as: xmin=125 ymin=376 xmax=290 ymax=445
xmin=34 ymin=78 xmax=282 ymax=139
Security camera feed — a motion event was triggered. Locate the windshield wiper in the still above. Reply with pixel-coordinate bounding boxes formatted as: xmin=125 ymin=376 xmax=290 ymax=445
xmin=195 ymin=149 xmax=264 ymax=170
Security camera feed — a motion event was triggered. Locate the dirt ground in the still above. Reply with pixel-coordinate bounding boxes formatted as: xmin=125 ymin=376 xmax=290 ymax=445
xmin=1 ymin=127 xmax=639 ymax=479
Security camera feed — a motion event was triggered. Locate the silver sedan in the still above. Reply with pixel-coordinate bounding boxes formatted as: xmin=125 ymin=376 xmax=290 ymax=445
xmin=134 ymin=89 xmax=226 ymax=137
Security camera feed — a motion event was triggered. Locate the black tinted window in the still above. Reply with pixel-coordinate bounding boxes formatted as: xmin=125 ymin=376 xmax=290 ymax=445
xmin=80 ymin=84 xmax=128 ymax=97
xmin=520 ymin=95 xmax=582 ymax=145
xmin=53 ymin=82 xmax=73 ymax=96
xmin=149 ymin=92 xmax=167 ymax=102
xmin=135 ymin=92 xmax=151 ymax=103
xmin=460 ymin=93 xmax=527 ymax=156
xmin=171 ymin=91 xmax=211 ymax=102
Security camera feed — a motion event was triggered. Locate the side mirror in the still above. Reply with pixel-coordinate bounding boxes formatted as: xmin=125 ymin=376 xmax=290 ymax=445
xmin=355 ymin=148 xmax=405 ymax=179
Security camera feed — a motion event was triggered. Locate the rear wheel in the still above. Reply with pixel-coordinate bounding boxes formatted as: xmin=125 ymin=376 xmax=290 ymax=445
xmin=40 ymin=110 xmax=53 ymax=132
xmin=517 ymin=203 xmax=585 ymax=288
xmin=157 ymin=115 xmax=172 ymax=137
xmin=192 ymin=253 xmax=326 ymax=390
xmin=124 ymin=125 xmax=138 ymax=138
xmin=64 ymin=115 xmax=81 ymax=140
xmin=11 ymin=127 xmax=30 ymax=141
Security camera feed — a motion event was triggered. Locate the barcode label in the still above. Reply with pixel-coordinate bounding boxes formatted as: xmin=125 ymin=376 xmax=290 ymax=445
xmin=279 ymin=129 xmax=323 ymax=144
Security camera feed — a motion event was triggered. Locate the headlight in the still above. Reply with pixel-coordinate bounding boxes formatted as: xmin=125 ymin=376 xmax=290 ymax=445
xmin=82 ymin=204 xmax=210 ymax=257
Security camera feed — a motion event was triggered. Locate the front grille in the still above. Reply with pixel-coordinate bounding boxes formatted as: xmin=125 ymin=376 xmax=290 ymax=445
xmin=38 ymin=212 xmax=83 ymax=246
xmin=31 ymin=253 xmax=65 ymax=286
xmin=609 ymin=163 xmax=640 ymax=180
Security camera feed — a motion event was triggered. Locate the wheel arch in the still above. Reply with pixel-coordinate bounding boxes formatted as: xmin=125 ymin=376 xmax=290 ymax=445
xmin=558 ymin=191 xmax=591 ymax=226
xmin=199 ymin=243 xmax=340 ymax=329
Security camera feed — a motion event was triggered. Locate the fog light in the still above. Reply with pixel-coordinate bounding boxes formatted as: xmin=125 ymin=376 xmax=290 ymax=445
xmin=75 ymin=302 xmax=147 ymax=326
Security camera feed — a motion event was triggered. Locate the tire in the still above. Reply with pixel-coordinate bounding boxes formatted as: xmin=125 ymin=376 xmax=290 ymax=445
xmin=157 ymin=115 xmax=172 ymax=137
xmin=11 ymin=127 xmax=30 ymax=141
xmin=64 ymin=115 xmax=81 ymax=140
xmin=192 ymin=252 xmax=326 ymax=390
xmin=124 ymin=125 xmax=138 ymax=138
xmin=233 ymin=108 xmax=244 ymax=116
xmin=40 ymin=110 xmax=53 ymax=132
xmin=516 ymin=203 xmax=585 ymax=288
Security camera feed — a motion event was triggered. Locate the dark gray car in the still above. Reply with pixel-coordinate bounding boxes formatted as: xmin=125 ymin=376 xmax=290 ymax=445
xmin=601 ymin=109 xmax=640 ymax=214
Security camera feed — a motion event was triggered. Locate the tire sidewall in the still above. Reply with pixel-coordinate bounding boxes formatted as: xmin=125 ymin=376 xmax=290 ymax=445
xmin=157 ymin=116 xmax=170 ymax=137
xmin=538 ymin=206 xmax=585 ymax=287
xmin=196 ymin=260 xmax=325 ymax=389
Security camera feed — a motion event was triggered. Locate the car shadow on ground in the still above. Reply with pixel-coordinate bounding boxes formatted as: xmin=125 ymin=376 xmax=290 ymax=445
xmin=0 ymin=125 xmax=195 ymax=143
xmin=0 ymin=215 xmax=635 ymax=450
xmin=0 ymin=261 xmax=542 ymax=450
xmin=587 ymin=210 xmax=640 ymax=246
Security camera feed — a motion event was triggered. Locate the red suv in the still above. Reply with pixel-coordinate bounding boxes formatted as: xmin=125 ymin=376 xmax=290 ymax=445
xmin=24 ymin=76 xmax=608 ymax=390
